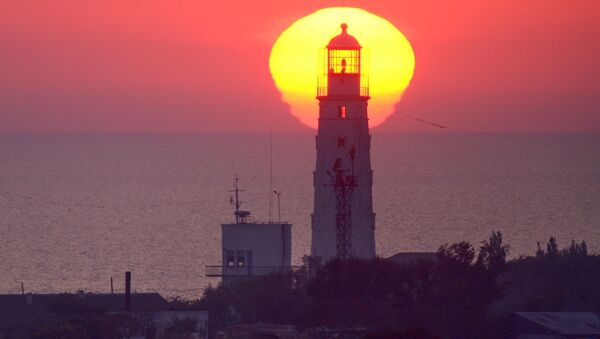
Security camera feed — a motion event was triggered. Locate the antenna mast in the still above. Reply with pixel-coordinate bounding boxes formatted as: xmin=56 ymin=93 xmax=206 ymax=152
xmin=229 ymin=176 xmax=244 ymax=223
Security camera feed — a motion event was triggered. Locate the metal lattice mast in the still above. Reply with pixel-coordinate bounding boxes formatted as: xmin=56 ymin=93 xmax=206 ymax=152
xmin=329 ymin=147 xmax=357 ymax=259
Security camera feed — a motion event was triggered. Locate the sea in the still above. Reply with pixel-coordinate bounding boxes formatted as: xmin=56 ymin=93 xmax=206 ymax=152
xmin=1 ymin=133 xmax=599 ymax=298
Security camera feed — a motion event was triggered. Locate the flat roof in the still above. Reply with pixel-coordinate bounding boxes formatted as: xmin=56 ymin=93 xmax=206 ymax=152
xmin=515 ymin=312 xmax=600 ymax=335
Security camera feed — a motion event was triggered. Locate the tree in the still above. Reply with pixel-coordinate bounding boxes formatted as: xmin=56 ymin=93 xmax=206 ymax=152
xmin=536 ymin=242 xmax=545 ymax=258
xmin=477 ymin=231 xmax=510 ymax=275
xmin=567 ymin=239 xmax=588 ymax=256
xmin=547 ymin=236 xmax=559 ymax=257
xmin=160 ymin=317 xmax=198 ymax=339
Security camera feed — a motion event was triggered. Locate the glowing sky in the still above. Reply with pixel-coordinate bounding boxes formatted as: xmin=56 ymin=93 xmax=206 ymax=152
xmin=1 ymin=1 xmax=599 ymax=132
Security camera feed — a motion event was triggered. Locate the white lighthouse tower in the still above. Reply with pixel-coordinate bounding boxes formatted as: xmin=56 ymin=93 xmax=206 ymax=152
xmin=311 ymin=23 xmax=376 ymax=261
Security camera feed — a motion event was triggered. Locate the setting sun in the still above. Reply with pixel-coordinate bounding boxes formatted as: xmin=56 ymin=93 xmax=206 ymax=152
xmin=269 ymin=7 xmax=416 ymax=129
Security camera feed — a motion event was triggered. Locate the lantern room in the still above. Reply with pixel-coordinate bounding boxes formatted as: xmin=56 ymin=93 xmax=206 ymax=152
xmin=317 ymin=23 xmax=369 ymax=98
xmin=328 ymin=23 xmax=360 ymax=74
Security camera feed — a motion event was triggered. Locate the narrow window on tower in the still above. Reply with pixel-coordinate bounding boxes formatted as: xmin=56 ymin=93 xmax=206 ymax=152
xmin=338 ymin=105 xmax=346 ymax=119
xmin=337 ymin=136 xmax=346 ymax=148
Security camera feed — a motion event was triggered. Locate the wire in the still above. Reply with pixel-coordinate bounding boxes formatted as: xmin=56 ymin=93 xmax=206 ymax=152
xmin=401 ymin=113 xmax=447 ymax=129
xmin=399 ymin=112 xmax=600 ymax=157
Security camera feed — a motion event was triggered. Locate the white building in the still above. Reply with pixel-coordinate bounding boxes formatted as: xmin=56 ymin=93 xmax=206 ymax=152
xmin=311 ymin=23 xmax=376 ymax=261
xmin=206 ymin=177 xmax=292 ymax=283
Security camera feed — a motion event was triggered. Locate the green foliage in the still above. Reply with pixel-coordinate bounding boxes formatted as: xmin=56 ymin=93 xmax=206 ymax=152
xmin=535 ymin=236 xmax=589 ymax=259
xmin=165 ymin=296 xmax=197 ymax=310
xmin=492 ymin=236 xmax=599 ymax=316
xmin=162 ymin=317 xmax=198 ymax=337
xmin=196 ymin=269 xmax=311 ymax=338
xmin=24 ymin=232 xmax=599 ymax=338
xmin=198 ymin=232 xmax=513 ymax=338
xmin=536 ymin=241 xmax=545 ymax=258
xmin=32 ymin=313 xmax=141 ymax=339
xmin=477 ymin=231 xmax=509 ymax=275
xmin=547 ymin=236 xmax=559 ymax=257
xmin=568 ymin=239 xmax=588 ymax=256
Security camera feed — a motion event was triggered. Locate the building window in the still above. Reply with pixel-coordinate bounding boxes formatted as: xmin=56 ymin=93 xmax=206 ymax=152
xmin=337 ymin=137 xmax=346 ymax=148
xmin=226 ymin=250 xmax=235 ymax=267
xmin=338 ymin=105 xmax=346 ymax=119
xmin=237 ymin=250 xmax=246 ymax=267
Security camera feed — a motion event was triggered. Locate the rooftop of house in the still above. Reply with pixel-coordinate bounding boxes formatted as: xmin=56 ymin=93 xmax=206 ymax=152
xmin=0 ymin=292 xmax=168 ymax=331
xmin=515 ymin=312 xmax=600 ymax=336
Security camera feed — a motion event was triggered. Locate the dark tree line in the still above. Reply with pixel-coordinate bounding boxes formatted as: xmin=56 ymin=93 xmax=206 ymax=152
xmin=28 ymin=234 xmax=597 ymax=339
xmin=197 ymin=232 xmax=517 ymax=338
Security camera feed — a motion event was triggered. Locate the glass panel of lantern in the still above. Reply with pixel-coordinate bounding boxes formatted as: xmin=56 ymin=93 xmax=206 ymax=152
xmin=328 ymin=49 xmax=360 ymax=74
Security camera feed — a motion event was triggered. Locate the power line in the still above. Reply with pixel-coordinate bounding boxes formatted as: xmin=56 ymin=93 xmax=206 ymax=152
xmin=398 ymin=112 xmax=600 ymax=157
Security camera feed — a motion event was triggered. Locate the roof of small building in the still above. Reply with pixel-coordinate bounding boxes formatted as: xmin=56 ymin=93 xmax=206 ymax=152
xmin=328 ymin=23 xmax=361 ymax=49
xmin=0 ymin=292 xmax=168 ymax=330
xmin=515 ymin=312 xmax=600 ymax=336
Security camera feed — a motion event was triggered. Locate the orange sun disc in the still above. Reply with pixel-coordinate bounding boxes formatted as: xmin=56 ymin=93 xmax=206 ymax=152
xmin=269 ymin=7 xmax=415 ymax=129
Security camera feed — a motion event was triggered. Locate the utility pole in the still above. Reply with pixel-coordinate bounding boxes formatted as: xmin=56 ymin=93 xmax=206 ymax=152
xmin=229 ymin=176 xmax=244 ymax=224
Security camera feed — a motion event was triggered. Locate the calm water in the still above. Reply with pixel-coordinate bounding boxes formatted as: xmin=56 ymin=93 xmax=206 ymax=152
xmin=1 ymin=133 xmax=599 ymax=298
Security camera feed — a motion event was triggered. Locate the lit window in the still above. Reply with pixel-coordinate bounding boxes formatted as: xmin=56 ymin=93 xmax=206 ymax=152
xmin=237 ymin=250 xmax=246 ymax=267
xmin=337 ymin=137 xmax=346 ymax=148
xmin=338 ymin=106 xmax=346 ymax=119
xmin=226 ymin=250 xmax=235 ymax=267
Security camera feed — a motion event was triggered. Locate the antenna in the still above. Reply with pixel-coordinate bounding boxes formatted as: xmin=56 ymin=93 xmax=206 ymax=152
xmin=229 ymin=176 xmax=245 ymax=223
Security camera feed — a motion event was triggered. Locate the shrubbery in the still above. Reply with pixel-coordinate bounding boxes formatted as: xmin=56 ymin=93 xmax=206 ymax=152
xmin=31 ymin=233 xmax=598 ymax=338
xmin=197 ymin=232 xmax=521 ymax=338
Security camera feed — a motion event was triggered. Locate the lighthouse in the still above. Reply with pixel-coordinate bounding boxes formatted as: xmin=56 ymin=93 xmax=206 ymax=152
xmin=311 ymin=23 xmax=376 ymax=261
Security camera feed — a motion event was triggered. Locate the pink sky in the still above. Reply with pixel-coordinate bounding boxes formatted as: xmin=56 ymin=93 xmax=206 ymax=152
xmin=1 ymin=0 xmax=599 ymax=132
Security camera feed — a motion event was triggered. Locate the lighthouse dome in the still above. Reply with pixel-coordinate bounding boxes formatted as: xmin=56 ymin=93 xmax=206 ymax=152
xmin=327 ymin=23 xmax=361 ymax=49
